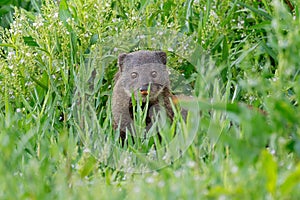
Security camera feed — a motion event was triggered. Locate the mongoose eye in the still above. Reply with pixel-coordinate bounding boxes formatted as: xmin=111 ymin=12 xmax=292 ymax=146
xmin=131 ymin=72 xmax=138 ymax=79
xmin=151 ymin=71 xmax=157 ymax=78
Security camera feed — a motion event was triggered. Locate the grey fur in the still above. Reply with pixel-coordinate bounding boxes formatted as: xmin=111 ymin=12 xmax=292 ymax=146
xmin=112 ymin=50 xmax=175 ymax=141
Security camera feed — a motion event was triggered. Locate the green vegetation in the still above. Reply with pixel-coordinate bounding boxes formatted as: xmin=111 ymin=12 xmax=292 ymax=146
xmin=0 ymin=0 xmax=300 ymax=199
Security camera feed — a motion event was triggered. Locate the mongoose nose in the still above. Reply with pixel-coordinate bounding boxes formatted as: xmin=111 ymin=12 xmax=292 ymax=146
xmin=140 ymin=85 xmax=149 ymax=95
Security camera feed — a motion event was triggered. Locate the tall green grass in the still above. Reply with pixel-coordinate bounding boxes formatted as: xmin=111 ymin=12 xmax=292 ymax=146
xmin=0 ymin=0 xmax=300 ymax=199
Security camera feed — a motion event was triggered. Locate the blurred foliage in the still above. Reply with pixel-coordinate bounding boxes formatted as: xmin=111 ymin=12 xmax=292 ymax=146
xmin=0 ymin=0 xmax=300 ymax=199
xmin=0 ymin=0 xmax=42 ymax=28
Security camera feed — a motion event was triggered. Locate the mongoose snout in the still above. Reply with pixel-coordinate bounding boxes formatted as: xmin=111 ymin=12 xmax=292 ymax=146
xmin=139 ymin=84 xmax=149 ymax=95
xmin=139 ymin=83 xmax=165 ymax=97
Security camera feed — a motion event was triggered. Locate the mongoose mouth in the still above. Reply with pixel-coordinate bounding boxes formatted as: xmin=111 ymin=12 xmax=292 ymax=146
xmin=140 ymin=90 xmax=148 ymax=95
xmin=139 ymin=83 xmax=164 ymax=96
xmin=139 ymin=84 xmax=149 ymax=96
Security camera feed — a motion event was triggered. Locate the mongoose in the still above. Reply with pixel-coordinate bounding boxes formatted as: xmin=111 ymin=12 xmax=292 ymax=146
xmin=112 ymin=50 xmax=181 ymax=142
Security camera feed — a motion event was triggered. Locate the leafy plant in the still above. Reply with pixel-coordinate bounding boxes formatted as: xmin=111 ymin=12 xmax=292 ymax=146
xmin=0 ymin=0 xmax=300 ymax=199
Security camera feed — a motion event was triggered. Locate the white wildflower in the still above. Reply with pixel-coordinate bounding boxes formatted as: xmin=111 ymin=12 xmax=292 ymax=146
xmin=231 ymin=165 xmax=238 ymax=173
xmin=186 ymin=160 xmax=196 ymax=168
xmin=158 ymin=181 xmax=165 ymax=188
xmin=167 ymin=47 xmax=174 ymax=51
xmin=174 ymin=170 xmax=182 ymax=177
xmin=146 ymin=176 xmax=154 ymax=183
xmin=83 ymin=148 xmax=91 ymax=153
xmin=133 ymin=186 xmax=140 ymax=193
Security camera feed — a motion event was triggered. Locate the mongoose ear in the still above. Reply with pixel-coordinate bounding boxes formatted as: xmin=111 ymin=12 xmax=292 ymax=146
xmin=156 ymin=51 xmax=167 ymax=65
xmin=118 ymin=53 xmax=127 ymax=72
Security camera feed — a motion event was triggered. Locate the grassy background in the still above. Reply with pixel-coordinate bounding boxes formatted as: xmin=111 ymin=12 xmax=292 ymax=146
xmin=1 ymin=0 xmax=300 ymax=199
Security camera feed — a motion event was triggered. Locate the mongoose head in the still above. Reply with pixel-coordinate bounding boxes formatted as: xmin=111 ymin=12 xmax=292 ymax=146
xmin=117 ymin=50 xmax=170 ymax=102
